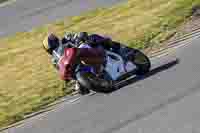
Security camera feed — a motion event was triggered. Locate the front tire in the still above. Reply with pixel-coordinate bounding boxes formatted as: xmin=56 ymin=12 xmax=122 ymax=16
xmin=75 ymin=71 xmax=114 ymax=93
xmin=76 ymin=82 xmax=90 ymax=95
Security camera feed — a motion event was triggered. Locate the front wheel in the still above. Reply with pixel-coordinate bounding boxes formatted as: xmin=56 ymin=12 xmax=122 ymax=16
xmin=75 ymin=71 xmax=114 ymax=93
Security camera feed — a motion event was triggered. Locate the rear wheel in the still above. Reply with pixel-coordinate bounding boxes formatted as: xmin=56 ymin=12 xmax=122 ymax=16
xmin=131 ymin=50 xmax=151 ymax=75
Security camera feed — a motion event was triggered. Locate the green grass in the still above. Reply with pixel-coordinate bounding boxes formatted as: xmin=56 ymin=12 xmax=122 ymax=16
xmin=0 ymin=0 xmax=199 ymax=128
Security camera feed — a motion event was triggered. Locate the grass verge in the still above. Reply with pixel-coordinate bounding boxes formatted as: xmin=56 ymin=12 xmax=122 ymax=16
xmin=0 ymin=0 xmax=199 ymax=128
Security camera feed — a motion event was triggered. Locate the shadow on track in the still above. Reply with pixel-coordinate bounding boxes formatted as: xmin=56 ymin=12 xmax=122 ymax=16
xmin=111 ymin=58 xmax=180 ymax=92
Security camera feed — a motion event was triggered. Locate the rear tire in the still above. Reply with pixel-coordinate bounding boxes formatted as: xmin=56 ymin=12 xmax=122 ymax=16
xmin=131 ymin=50 xmax=151 ymax=75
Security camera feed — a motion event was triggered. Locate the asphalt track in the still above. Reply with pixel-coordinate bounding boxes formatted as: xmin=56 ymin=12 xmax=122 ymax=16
xmin=2 ymin=0 xmax=200 ymax=133
xmin=0 ymin=0 xmax=125 ymax=37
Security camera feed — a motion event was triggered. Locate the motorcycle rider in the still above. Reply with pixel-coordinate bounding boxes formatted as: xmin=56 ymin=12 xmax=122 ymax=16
xmin=45 ymin=32 xmax=107 ymax=94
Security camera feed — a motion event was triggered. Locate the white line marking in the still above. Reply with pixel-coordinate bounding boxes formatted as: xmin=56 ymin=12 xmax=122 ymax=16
xmin=68 ymin=97 xmax=81 ymax=103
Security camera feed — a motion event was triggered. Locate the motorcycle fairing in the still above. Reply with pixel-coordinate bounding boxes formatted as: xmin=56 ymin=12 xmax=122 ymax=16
xmin=105 ymin=51 xmax=137 ymax=80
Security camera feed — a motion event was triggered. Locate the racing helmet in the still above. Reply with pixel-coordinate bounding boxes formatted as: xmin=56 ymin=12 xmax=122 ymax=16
xmin=43 ymin=33 xmax=60 ymax=54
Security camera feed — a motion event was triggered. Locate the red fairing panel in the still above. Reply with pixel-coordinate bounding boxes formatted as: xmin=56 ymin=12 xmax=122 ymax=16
xmin=58 ymin=48 xmax=78 ymax=80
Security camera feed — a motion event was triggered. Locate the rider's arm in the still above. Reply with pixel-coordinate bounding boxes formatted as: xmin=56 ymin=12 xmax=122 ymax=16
xmin=90 ymin=34 xmax=113 ymax=49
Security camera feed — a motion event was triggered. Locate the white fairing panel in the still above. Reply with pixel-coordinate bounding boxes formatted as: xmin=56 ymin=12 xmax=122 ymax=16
xmin=125 ymin=61 xmax=137 ymax=72
xmin=105 ymin=55 xmax=125 ymax=80
xmin=105 ymin=51 xmax=137 ymax=80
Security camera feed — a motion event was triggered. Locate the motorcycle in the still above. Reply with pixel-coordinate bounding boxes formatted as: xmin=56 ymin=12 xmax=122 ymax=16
xmin=74 ymin=46 xmax=151 ymax=93
xmin=43 ymin=39 xmax=151 ymax=93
